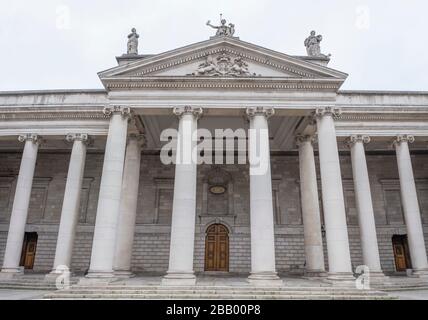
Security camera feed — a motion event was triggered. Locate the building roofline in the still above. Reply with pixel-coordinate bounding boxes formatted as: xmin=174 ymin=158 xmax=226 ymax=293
xmin=0 ymin=88 xmax=427 ymax=96
xmin=339 ymin=90 xmax=428 ymax=95
xmin=0 ymin=89 xmax=107 ymax=96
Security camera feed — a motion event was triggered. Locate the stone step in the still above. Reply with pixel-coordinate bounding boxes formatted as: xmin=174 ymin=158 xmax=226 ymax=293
xmin=0 ymin=285 xmax=56 ymax=290
xmin=65 ymin=285 xmax=369 ymax=291
xmin=44 ymin=293 xmax=395 ymax=300
xmin=0 ymin=278 xmax=79 ymax=283
xmin=50 ymin=289 xmax=388 ymax=297
xmin=58 ymin=286 xmax=389 ymax=292
xmin=381 ymin=286 xmax=428 ymax=291
xmin=44 ymin=284 xmax=392 ymax=299
xmin=0 ymin=282 xmax=56 ymax=286
xmin=0 ymin=279 xmax=79 ymax=290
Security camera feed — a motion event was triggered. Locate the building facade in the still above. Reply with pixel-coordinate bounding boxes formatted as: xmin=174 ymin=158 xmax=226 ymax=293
xmin=0 ymin=25 xmax=428 ymax=285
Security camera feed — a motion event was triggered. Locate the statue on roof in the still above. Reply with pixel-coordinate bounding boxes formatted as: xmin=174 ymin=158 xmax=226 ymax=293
xmin=127 ymin=28 xmax=139 ymax=55
xmin=206 ymin=14 xmax=235 ymax=37
xmin=304 ymin=30 xmax=323 ymax=57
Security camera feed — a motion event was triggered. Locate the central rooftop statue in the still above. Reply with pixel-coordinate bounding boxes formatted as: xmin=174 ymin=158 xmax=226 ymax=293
xmin=206 ymin=14 xmax=235 ymax=37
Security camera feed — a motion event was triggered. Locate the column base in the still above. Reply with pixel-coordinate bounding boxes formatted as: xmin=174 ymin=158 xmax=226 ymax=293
xmin=411 ymin=268 xmax=428 ymax=278
xmin=0 ymin=267 xmax=24 ymax=279
xmin=247 ymin=272 xmax=283 ymax=287
xmin=324 ymin=272 xmax=356 ymax=287
xmin=162 ymin=271 xmax=196 ymax=286
xmin=303 ymin=270 xmax=328 ymax=279
xmin=113 ymin=270 xmax=135 ymax=278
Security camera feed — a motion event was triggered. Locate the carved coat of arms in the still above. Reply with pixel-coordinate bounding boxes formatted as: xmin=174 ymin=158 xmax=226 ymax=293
xmin=191 ymin=53 xmax=257 ymax=77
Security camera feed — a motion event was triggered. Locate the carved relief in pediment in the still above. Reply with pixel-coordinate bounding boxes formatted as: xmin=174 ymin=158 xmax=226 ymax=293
xmin=190 ymin=53 xmax=260 ymax=77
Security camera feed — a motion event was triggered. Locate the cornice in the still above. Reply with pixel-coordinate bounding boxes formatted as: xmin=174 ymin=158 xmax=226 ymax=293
xmin=0 ymin=108 xmax=108 ymax=120
xmin=127 ymin=46 xmax=320 ymax=78
xmin=338 ymin=113 xmax=428 ymax=121
xmin=103 ymin=78 xmax=343 ymax=91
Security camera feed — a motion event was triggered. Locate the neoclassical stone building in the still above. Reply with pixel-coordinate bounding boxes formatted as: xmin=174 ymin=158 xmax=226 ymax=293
xmin=0 ymin=24 xmax=428 ymax=286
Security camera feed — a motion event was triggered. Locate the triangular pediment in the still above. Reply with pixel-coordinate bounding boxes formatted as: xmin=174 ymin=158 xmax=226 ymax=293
xmin=99 ymin=37 xmax=347 ymax=82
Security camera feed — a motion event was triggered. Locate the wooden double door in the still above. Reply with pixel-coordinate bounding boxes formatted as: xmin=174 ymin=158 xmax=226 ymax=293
xmin=204 ymin=224 xmax=229 ymax=272
xmin=20 ymin=232 xmax=38 ymax=270
xmin=392 ymin=235 xmax=412 ymax=272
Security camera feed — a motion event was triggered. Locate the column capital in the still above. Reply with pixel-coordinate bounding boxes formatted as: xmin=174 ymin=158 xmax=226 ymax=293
xmin=65 ymin=133 xmax=89 ymax=143
xmin=295 ymin=134 xmax=316 ymax=146
xmin=103 ymin=106 xmax=132 ymax=119
xmin=393 ymin=134 xmax=415 ymax=145
xmin=173 ymin=106 xmax=203 ymax=119
xmin=246 ymin=107 xmax=275 ymax=119
xmin=313 ymin=106 xmax=342 ymax=119
xmin=18 ymin=133 xmax=41 ymax=145
xmin=128 ymin=133 xmax=146 ymax=148
xmin=345 ymin=134 xmax=371 ymax=147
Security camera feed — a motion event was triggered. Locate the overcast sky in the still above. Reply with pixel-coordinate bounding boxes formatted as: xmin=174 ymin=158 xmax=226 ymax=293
xmin=1 ymin=0 xmax=427 ymax=91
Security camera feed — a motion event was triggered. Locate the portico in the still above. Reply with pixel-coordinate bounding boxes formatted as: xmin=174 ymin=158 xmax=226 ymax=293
xmin=1 ymin=23 xmax=428 ymax=288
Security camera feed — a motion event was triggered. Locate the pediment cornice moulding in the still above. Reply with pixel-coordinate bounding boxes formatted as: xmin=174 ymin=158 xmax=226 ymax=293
xmin=102 ymin=78 xmax=343 ymax=91
xmin=127 ymin=46 xmax=320 ymax=78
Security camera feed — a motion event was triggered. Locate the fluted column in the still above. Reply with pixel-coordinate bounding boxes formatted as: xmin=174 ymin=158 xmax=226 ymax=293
xmin=394 ymin=135 xmax=428 ymax=277
xmin=85 ymin=106 xmax=131 ymax=279
xmin=1 ymin=134 xmax=40 ymax=277
xmin=162 ymin=106 xmax=202 ymax=286
xmin=314 ymin=107 xmax=354 ymax=283
xmin=47 ymin=134 xmax=88 ymax=279
xmin=246 ymin=107 xmax=282 ymax=286
xmin=347 ymin=135 xmax=385 ymax=280
xmin=113 ymin=133 xmax=144 ymax=277
xmin=296 ymin=135 xmax=326 ymax=277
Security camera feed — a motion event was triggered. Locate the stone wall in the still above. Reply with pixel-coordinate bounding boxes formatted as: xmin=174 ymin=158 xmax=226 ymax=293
xmin=0 ymin=151 xmax=427 ymax=274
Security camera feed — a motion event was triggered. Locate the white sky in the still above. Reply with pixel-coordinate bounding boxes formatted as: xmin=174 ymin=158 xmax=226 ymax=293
xmin=1 ymin=0 xmax=427 ymax=91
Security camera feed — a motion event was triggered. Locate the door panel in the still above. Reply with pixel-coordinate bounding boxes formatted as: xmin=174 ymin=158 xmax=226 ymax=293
xmin=204 ymin=224 xmax=229 ymax=272
xmin=392 ymin=235 xmax=412 ymax=272
xmin=393 ymin=244 xmax=407 ymax=271
xmin=20 ymin=232 xmax=38 ymax=270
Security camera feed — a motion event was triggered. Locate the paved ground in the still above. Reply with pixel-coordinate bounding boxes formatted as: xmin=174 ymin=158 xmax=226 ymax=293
xmin=388 ymin=290 xmax=428 ymax=300
xmin=0 ymin=289 xmax=51 ymax=300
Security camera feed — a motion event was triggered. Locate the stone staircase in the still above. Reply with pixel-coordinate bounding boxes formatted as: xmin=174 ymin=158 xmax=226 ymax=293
xmin=377 ymin=277 xmax=428 ymax=292
xmin=0 ymin=275 xmax=79 ymax=291
xmin=5 ymin=274 xmax=427 ymax=299
xmin=44 ymin=285 xmax=395 ymax=300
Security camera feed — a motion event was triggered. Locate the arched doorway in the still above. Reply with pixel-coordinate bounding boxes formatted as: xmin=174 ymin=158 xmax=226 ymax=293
xmin=204 ymin=224 xmax=229 ymax=272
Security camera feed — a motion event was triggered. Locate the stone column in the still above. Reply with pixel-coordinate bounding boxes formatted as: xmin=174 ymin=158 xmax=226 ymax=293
xmin=85 ymin=106 xmax=131 ymax=280
xmin=46 ymin=133 xmax=88 ymax=279
xmin=296 ymin=135 xmax=326 ymax=277
xmin=246 ymin=107 xmax=282 ymax=286
xmin=347 ymin=135 xmax=385 ymax=280
xmin=0 ymin=134 xmax=40 ymax=277
xmin=393 ymin=135 xmax=428 ymax=277
xmin=113 ymin=133 xmax=144 ymax=277
xmin=314 ymin=107 xmax=354 ymax=283
xmin=162 ymin=106 xmax=202 ymax=286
